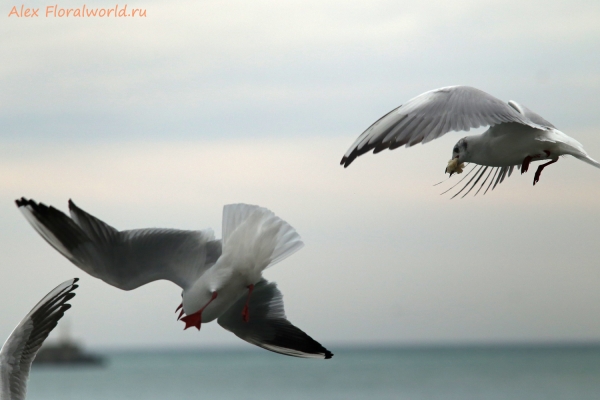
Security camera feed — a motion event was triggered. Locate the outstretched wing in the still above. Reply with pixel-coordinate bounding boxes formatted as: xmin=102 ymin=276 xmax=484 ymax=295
xmin=439 ymin=164 xmax=519 ymax=199
xmin=16 ymin=198 xmax=221 ymax=291
xmin=218 ymin=279 xmax=332 ymax=359
xmin=341 ymin=86 xmax=542 ymax=167
xmin=508 ymin=101 xmax=555 ymax=129
xmin=0 ymin=279 xmax=78 ymax=400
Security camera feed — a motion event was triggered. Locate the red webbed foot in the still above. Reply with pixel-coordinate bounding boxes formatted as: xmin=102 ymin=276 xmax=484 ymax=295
xmin=179 ymin=292 xmax=218 ymax=331
xmin=241 ymin=284 xmax=254 ymax=323
xmin=181 ymin=311 xmax=202 ymax=330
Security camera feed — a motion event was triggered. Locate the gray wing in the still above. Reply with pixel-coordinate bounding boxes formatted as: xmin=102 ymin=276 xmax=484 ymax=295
xmin=439 ymin=164 xmax=518 ymax=199
xmin=507 ymin=101 xmax=556 ymax=128
xmin=217 ymin=279 xmax=333 ymax=359
xmin=341 ymin=86 xmax=542 ymax=167
xmin=16 ymin=198 xmax=222 ymax=291
xmin=0 ymin=279 xmax=78 ymax=400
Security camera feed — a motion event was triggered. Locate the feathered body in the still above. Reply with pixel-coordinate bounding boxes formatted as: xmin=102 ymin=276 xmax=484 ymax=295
xmin=182 ymin=204 xmax=303 ymax=322
xmin=15 ymin=199 xmax=331 ymax=359
xmin=341 ymin=86 xmax=600 ymax=196
xmin=464 ymin=124 xmax=595 ymax=167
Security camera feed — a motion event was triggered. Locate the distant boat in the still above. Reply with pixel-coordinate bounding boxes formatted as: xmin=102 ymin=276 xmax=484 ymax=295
xmin=32 ymin=318 xmax=105 ymax=366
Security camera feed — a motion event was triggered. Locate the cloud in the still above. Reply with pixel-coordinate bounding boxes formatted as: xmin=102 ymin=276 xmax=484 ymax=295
xmin=2 ymin=0 xmax=600 ymax=141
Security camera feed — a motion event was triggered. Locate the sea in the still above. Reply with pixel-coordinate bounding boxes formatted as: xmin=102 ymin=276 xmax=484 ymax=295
xmin=27 ymin=345 xmax=600 ymax=400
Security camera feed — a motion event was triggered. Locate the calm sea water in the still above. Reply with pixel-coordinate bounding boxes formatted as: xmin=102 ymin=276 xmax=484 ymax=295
xmin=27 ymin=346 xmax=600 ymax=400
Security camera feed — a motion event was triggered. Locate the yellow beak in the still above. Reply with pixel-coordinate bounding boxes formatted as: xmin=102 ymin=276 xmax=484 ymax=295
xmin=445 ymin=158 xmax=465 ymax=175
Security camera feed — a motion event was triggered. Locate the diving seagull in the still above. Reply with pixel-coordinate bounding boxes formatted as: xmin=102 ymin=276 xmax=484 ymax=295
xmin=341 ymin=86 xmax=600 ymax=197
xmin=0 ymin=278 xmax=78 ymax=400
xmin=15 ymin=199 xmax=332 ymax=359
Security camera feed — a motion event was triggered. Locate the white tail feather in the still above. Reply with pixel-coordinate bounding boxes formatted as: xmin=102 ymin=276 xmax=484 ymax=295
xmin=221 ymin=204 xmax=303 ymax=273
xmin=536 ymin=129 xmax=600 ymax=170
xmin=574 ymin=154 xmax=600 ymax=169
xmin=221 ymin=204 xmax=262 ymax=247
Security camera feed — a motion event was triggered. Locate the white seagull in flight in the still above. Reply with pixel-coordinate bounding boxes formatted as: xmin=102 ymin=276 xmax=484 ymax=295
xmin=0 ymin=278 xmax=78 ymax=400
xmin=341 ymin=86 xmax=600 ymax=197
xmin=15 ymin=199 xmax=332 ymax=359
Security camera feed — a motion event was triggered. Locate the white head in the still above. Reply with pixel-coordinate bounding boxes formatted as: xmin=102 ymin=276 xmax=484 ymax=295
xmin=445 ymin=137 xmax=470 ymax=176
xmin=182 ymin=265 xmax=253 ymax=323
xmin=451 ymin=137 xmax=469 ymax=162
xmin=182 ymin=278 xmax=215 ymax=316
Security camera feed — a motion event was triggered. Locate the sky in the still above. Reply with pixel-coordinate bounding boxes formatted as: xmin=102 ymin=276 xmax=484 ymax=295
xmin=1 ymin=0 xmax=600 ymax=351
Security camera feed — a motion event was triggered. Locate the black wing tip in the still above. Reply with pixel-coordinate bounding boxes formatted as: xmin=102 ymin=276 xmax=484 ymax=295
xmin=15 ymin=197 xmax=51 ymax=211
xmin=64 ymin=292 xmax=76 ymax=301
xmin=55 ymin=283 xmax=78 ymax=311
xmin=340 ymin=156 xmax=352 ymax=168
xmin=15 ymin=197 xmax=34 ymax=208
xmin=341 ymin=139 xmax=398 ymax=168
xmin=264 ymin=321 xmax=335 ymax=360
xmin=66 ymin=278 xmax=79 ymax=294
xmin=311 ymin=341 xmax=333 ymax=359
xmin=31 ymin=279 xmax=78 ymax=326
xmin=340 ymin=153 xmax=358 ymax=168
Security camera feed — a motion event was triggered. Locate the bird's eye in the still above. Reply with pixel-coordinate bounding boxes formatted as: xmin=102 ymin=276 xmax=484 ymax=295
xmin=453 ymin=147 xmax=458 ymax=153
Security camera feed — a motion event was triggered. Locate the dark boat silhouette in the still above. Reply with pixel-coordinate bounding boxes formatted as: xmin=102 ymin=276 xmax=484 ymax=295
xmin=32 ymin=318 xmax=105 ymax=366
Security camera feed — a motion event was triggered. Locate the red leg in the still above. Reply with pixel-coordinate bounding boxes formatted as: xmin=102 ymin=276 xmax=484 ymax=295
xmin=521 ymin=156 xmax=533 ymax=174
xmin=533 ymin=158 xmax=558 ymax=186
xmin=241 ymin=284 xmax=254 ymax=323
xmin=180 ymin=292 xmax=218 ymax=330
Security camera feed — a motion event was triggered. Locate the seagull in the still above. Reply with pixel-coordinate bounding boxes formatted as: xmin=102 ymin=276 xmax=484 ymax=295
xmin=0 ymin=278 xmax=78 ymax=400
xmin=15 ymin=199 xmax=332 ymax=359
xmin=341 ymin=86 xmax=600 ymax=197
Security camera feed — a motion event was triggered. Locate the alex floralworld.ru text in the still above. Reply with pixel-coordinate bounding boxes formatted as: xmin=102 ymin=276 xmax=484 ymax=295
xmin=8 ymin=4 xmax=146 ymax=17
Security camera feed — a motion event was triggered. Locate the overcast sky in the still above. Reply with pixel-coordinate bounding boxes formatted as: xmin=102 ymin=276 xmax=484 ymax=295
xmin=1 ymin=0 xmax=600 ymax=351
